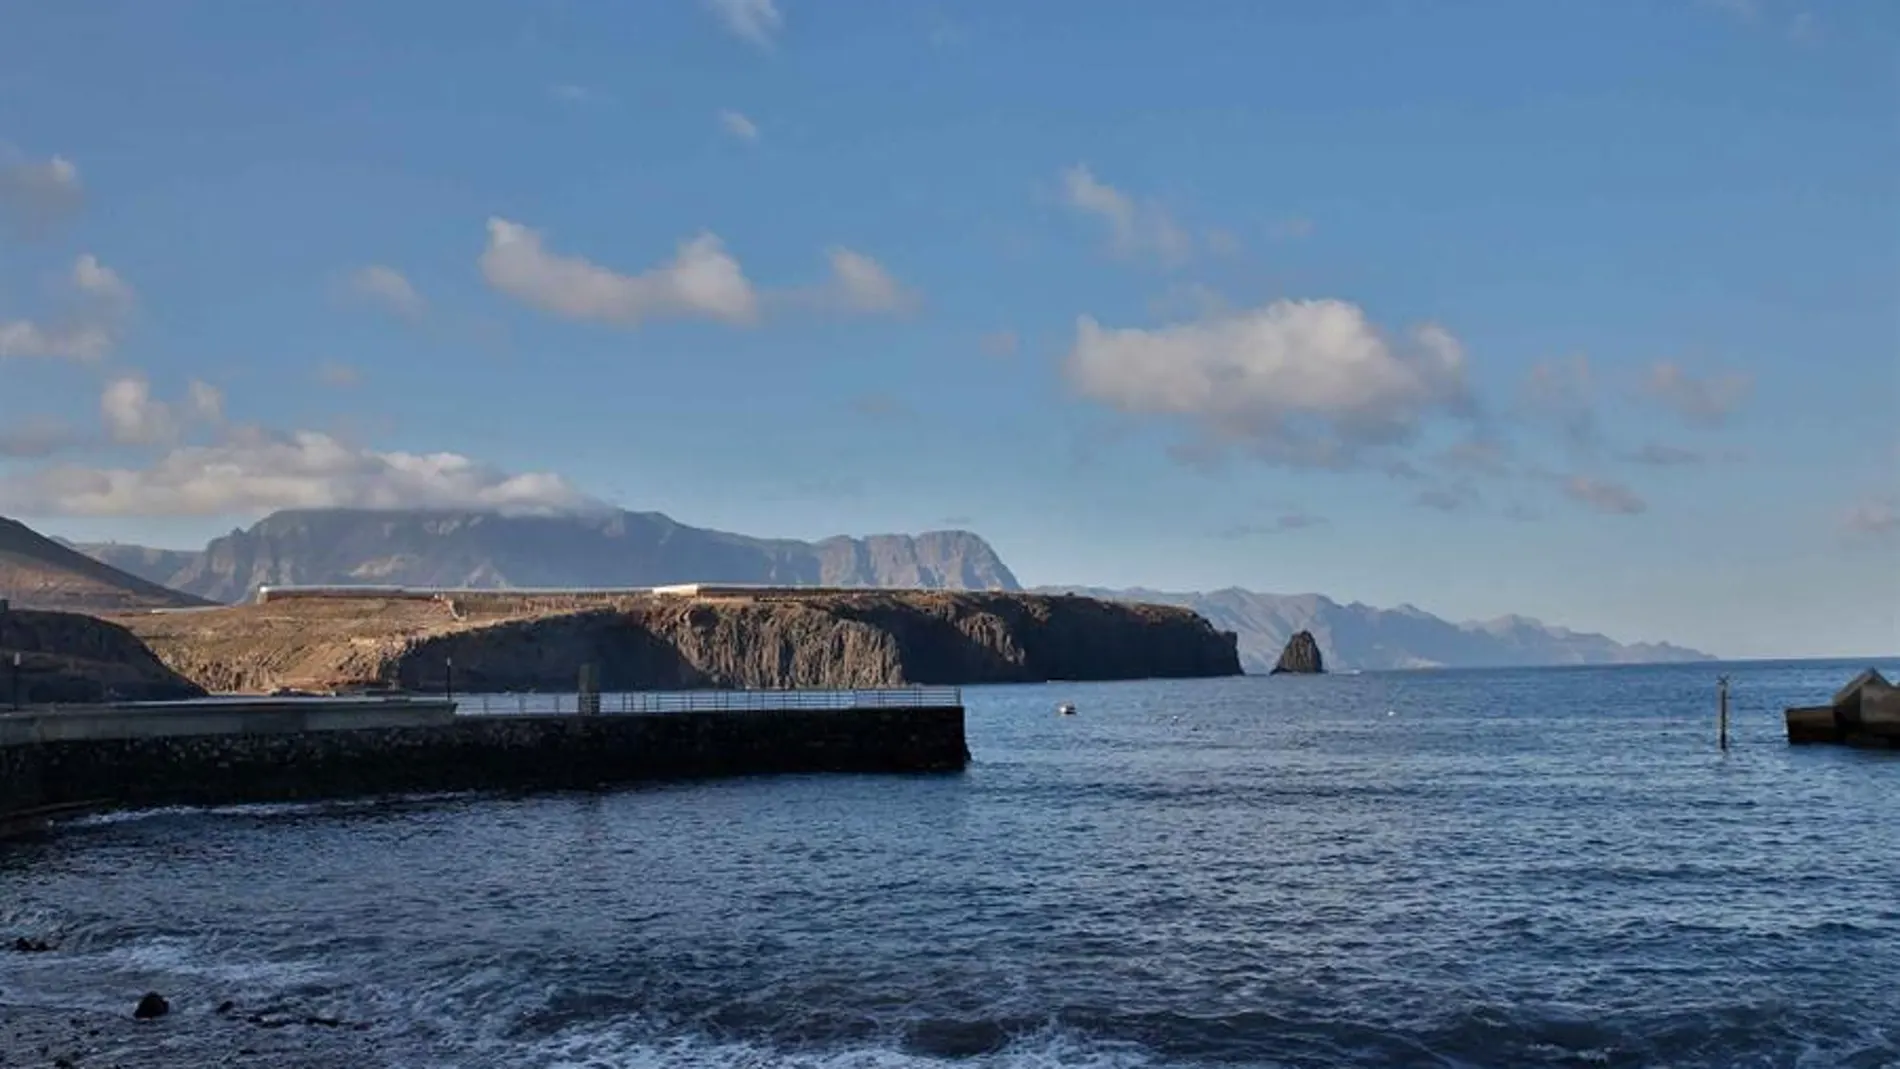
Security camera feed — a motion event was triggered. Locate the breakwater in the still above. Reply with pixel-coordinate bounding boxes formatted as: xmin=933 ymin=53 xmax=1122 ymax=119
xmin=0 ymin=691 xmax=969 ymax=824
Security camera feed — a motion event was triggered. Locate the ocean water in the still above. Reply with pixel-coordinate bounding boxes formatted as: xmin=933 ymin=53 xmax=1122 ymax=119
xmin=3 ymin=659 xmax=1897 ymax=1068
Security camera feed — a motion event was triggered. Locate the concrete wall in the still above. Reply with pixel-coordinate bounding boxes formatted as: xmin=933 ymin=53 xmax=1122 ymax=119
xmin=0 ymin=698 xmax=457 ymax=746
xmin=0 ymin=706 xmax=969 ymax=819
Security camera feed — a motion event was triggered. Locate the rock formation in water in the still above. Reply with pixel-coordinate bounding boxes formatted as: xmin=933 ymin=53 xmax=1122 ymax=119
xmin=0 ymin=607 xmax=208 ymax=703
xmin=1269 ymin=630 xmax=1325 ymax=675
xmin=117 ymin=590 xmax=1243 ymax=694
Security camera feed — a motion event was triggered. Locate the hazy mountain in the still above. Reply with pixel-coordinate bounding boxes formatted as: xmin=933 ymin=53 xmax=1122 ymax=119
xmin=1 ymin=516 xmax=211 ymax=613
xmin=76 ymin=508 xmax=1021 ymax=604
xmin=1039 ymin=586 xmax=1713 ymax=671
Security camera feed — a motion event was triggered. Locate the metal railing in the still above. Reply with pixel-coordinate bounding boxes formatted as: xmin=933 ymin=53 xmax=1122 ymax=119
xmin=461 ymin=686 xmax=962 ymax=717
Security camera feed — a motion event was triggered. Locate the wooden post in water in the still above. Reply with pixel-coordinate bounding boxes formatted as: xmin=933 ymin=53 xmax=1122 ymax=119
xmin=1718 ymin=675 xmax=1730 ymax=751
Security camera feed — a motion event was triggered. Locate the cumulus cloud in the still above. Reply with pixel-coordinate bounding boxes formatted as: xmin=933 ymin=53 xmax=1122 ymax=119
xmin=71 ymin=254 xmax=134 ymax=308
xmin=1561 ymin=475 xmax=1647 ymax=515
xmin=0 ymin=320 xmax=112 ymax=362
xmin=704 ymin=0 xmax=782 ymax=47
xmin=0 ymin=428 xmax=594 ymax=517
xmin=0 ymin=149 xmax=83 ymax=233
xmin=481 ymin=217 xmax=758 ymax=327
xmin=0 ymin=253 xmax=134 ymax=363
xmin=1063 ymin=298 xmax=1474 ymax=469
xmin=97 ymin=375 xmax=226 ymax=446
xmin=814 ymin=247 xmax=917 ymax=314
xmin=718 ymin=109 xmax=760 ymax=142
xmin=1060 ymin=165 xmax=1192 ymax=267
xmin=1643 ymin=360 xmax=1751 ymax=427
xmin=346 ymin=265 xmax=426 ymax=319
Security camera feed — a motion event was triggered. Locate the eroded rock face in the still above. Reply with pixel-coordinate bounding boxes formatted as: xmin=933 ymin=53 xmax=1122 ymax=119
xmin=1269 ymin=630 xmax=1325 ymax=675
xmin=0 ymin=608 xmax=207 ymax=703
xmin=121 ymin=591 xmax=1243 ymax=693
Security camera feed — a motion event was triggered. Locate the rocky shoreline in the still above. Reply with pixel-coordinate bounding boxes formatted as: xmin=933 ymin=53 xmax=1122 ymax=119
xmin=0 ymin=1000 xmax=383 ymax=1069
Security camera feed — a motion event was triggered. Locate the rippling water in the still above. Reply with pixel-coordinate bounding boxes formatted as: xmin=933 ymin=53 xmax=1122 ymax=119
xmin=4 ymin=660 xmax=1898 ymax=1068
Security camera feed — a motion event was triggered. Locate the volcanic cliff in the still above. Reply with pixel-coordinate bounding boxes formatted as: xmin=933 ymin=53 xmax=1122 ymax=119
xmin=116 ymin=590 xmax=1242 ymax=694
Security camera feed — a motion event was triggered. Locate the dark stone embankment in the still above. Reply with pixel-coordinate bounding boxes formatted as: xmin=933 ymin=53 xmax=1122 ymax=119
xmin=0 ymin=704 xmax=969 ymax=821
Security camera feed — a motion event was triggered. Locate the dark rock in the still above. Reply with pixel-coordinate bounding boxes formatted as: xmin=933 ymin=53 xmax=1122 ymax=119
xmin=10 ymin=936 xmax=55 ymax=953
xmin=133 ymin=992 xmax=169 ymax=1020
xmin=216 ymin=1000 xmax=236 ymax=1014
xmin=1269 ymin=630 xmax=1325 ymax=675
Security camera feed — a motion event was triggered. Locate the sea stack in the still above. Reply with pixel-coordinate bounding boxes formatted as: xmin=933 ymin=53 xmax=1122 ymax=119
xmin=1269 ymin=630 xmax=1324 ymax=675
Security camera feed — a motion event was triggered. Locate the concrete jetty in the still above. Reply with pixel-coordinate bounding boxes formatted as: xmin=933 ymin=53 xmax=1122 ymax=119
xmin=0 ymin=688 xmax=970 ymax=830
xmin=1785 ymin=669 xmax=1900 ymax=747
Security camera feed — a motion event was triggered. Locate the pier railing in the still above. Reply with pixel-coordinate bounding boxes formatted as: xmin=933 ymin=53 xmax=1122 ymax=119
xmin=461 ymin=686 xmax=963 ymax=717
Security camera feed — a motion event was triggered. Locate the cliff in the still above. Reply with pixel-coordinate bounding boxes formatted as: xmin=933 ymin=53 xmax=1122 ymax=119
xmin=76 ymin=508 xmax=1021 ymax=603
xmin=115 ymin=591 xmax=1241 ymax=694
xmin=0 ymin=607 xmax=207 ymax=703
xmin=1270 ymin=630 xmax=1324 ymax=675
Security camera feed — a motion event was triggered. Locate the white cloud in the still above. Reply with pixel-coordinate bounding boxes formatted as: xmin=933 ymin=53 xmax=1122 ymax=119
xmin=1414 ymin=483 xmax=1483 ymax=513
xmin=0 ymin=428 xmax=594 ymax=517
xmin=98 ymin=375 xmax=226 ymax=446
xmin=0 ymin=150 xmax=83 ymax=233
xmin=187 ymin=380 xmax=225 ymax=423
xmin=1063 ymin=298 xmax=1474 ymax=469
xmin=719 ymin=109 xmax=760 ymax=142
xmin=0 ymin=320 xmax=112 ymax=362
xmin=1561 ymin=475 xmax=1647 ymax=515
xmin=0 ymin=419 xmax=87 ymax=459
xmin=100 ymin=376 xmax=180 ymax=446
xmin=480 ymin=217 xmax=758 ymax=327
xmin=1060 ymin=165 xmax=1192 ymax=266
xmin=72 ymin=254 xmax=134 ymax=308
xmin=1643 ymin=360 xmax=1751 ymax=427
xmin=704 ymin=0 xmax=782 ymax=48
xmin=1622 ymin=442 xmax=1708 ymax=467
xmin=817 ymin=247 xmax=916 ymax=314
xmin=346 ymin=264 xmax=426 ymax=319
xmin=0 ymin=254 xmax=133 ymax=362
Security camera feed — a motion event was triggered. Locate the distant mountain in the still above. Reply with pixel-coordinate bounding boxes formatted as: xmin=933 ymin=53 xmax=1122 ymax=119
xmin=0 ymin=515 xmax=211 ymax=613
xmin=76 ymin=508 xmax=1022 ymax=604
xmin=1038 ymin=586 xmax=1713 ymax=671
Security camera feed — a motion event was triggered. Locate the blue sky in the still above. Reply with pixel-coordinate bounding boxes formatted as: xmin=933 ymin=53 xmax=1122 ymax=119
xmin=1 ymin=0 xmax=1895 ymax=658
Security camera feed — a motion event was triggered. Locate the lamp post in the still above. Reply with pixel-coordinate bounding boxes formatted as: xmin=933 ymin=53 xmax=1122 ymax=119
xmin=445 ymin=656 xmax=454 ymax=702
xmin=10 ymin=651 xmax=20 ymax=711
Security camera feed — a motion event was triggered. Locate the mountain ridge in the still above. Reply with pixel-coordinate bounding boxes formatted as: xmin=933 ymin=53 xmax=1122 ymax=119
xmin=1036 ymin=585 xmax=1713 ymax=672
xmin=77 ymin=507 xmax=1021 ymax=604
xmin=0 ymin=515 xmax=211 ymax=613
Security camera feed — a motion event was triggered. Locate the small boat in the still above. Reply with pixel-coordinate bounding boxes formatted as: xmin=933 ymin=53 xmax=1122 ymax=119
xmin=1057 ymin=702 xmax=1077 ymax=716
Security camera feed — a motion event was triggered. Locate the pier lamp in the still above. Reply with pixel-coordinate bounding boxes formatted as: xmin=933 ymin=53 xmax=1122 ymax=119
xmin=9 ymin=651 xmax=18 ymax=710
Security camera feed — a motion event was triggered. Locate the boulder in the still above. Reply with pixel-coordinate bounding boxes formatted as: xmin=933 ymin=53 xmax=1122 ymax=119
xmin=133 ymin=992 xmax=170 ymax=1020
xmin=1269 ymin=630 xmax=1325 ymax=675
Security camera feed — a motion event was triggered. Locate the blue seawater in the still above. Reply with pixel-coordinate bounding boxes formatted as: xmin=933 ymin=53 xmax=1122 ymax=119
xmin=2 ymin=659 xmax=1896 ymax=1067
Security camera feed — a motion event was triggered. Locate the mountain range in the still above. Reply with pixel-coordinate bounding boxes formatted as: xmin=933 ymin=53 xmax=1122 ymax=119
xmin=1038 ymin=586 xmax=1711 ymax=672
xmin=74 ymin=508 xmax=1021 ymax=604
xmin=43 ymin=506 xmax=1714 ymax=669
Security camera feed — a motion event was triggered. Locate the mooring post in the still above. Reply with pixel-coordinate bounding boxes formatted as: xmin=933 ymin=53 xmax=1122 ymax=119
xmin=445 ymin=655 xmax=455 ymax=703
xmin=9 ymin=651 xmax=19 ymax=711
xmin=1718 ymin=674 xmax=1730 ymax=751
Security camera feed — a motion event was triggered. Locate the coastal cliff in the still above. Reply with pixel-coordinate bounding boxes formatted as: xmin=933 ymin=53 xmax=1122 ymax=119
xmin=0 ymin=607 xmax=207 ymax=703
xmin=117 ymin=591 xmax=1241 ymax=694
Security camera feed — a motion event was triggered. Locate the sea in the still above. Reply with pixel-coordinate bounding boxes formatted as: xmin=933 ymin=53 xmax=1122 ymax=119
xmin=3 ymin=658 xmax=1897 ymax=1068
